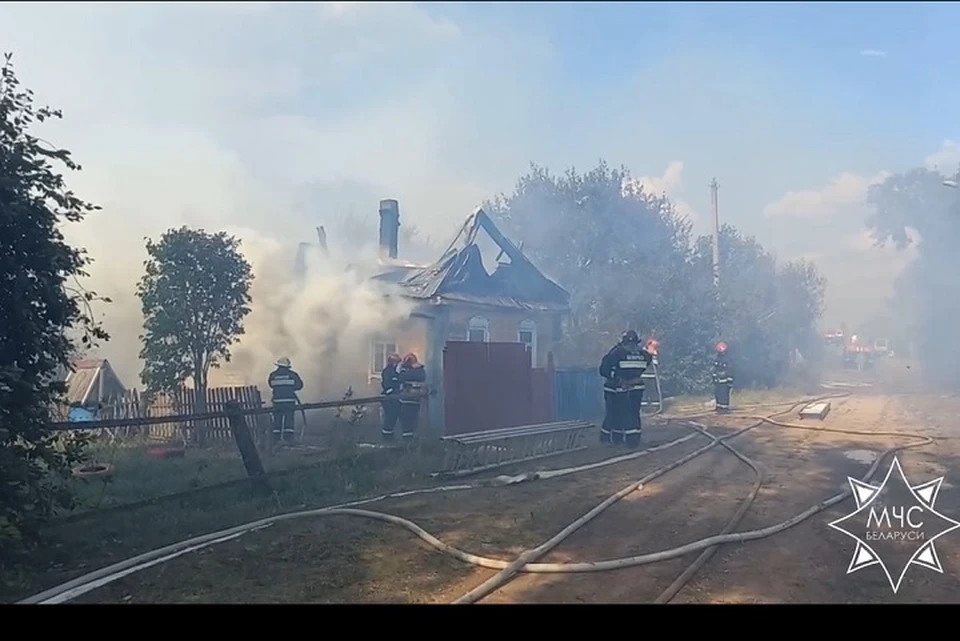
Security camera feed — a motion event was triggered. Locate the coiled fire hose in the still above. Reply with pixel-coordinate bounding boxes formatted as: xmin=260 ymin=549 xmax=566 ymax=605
xmin=19 ymin=389 xmax=932 ymax=605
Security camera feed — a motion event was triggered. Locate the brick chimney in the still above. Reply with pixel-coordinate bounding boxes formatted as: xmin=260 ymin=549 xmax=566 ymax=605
xmin=378 ymin=199 xmax=400 ymax=259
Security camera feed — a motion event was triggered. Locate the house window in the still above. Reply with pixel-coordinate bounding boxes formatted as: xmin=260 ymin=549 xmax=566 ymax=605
xmin=518 ymin=319 xmax=537 ymax=367
xmin=370 ymin=340 xmax=398 ymax=376
xmin=467 ymin=316 xmax=489 ymax=343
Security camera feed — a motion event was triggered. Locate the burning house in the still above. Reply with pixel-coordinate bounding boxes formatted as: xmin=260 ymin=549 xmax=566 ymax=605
xmin=301 ymin=199 xmax=572 ymax=430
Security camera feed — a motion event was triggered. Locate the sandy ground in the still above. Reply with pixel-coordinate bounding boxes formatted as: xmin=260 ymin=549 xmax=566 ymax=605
xmin=70 ymin=360 xmax=960 ymax=603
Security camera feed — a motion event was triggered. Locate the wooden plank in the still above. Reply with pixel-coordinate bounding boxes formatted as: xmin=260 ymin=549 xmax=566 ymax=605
xmin=226 ymin=399 xmax=266 ymax=481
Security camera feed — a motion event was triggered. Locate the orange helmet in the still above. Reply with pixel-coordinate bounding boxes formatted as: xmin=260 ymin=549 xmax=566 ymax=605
xmin=402 ymin=352 xmax=419 ymax=366
xmin=386 ymin=353 xmax=401 ymax=365
xmin=715 ymin=341 xmax=728 ymax=353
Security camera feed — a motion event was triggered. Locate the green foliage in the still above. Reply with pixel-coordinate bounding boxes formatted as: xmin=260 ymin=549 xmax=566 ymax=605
xmin=866 ymin=164 xmax=960 ymax=385
xmin=0 ymin=53 xmax=107 ymax=556
xmin=486 ymin=161 xmax=826 ymax=394
xmin=693 ymin=226 xmax=825 ymax=388
xmin=137 ymin=227 xmax=254 ymax=397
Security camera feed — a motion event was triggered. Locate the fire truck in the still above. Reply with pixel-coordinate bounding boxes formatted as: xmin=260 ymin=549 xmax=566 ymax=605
xmin=842 ymin=334 xmax=876 ymax=370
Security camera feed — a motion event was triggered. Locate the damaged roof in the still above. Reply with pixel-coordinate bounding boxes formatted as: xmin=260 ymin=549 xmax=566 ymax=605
xmin=395 ymin=208 xmax=570 ymax=312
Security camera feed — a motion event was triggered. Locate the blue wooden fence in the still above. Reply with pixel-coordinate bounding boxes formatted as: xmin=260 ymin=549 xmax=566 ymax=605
xmin=554 ymin=367 xmax=603 ymax=421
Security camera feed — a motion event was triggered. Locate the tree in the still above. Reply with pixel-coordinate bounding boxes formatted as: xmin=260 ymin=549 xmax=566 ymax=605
xmin=137 ymin=227 xmax=254 ymax=426
xmin=866 ymin=164 xmax=960 ymax=385
xmin=485 ymin=161 xmax=712 ymax=394
xmin=487 ymin=160 xmax=827 ymax=395
xmin=0 ymin=53 xmax=108 ymax=554
xmin=693 ymin=226 xmax=825 ymax=388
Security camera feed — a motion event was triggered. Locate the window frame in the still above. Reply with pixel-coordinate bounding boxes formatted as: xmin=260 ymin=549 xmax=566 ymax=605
xmin=370 ymin=339 xmax=399 ymax=379
xmin=518 ymin=318 xmax=537 ymax=367
xmin=467 ymin=316 xmax=490 ymax=343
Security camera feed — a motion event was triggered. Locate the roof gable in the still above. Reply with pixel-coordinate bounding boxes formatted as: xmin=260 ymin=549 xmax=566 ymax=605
xmin=64 ymin=359 xmax=127 ymax=406
xmin=400 ymin=209 xmax=570 ymax=311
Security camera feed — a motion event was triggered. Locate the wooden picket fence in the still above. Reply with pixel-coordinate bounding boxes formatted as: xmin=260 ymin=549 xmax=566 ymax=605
xmin=75 ymin=385 xmax=267 ymax=444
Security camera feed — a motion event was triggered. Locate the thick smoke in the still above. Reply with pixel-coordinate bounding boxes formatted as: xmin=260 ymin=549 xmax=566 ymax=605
xmin=215 ymin=228 xmax=413 ymax=399
xmin=65 ymin=218 xmax=413 ymax=401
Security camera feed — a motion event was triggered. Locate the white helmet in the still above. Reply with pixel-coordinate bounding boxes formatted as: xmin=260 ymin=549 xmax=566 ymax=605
xmin=276 ymin=357 xmax=291 ymax=368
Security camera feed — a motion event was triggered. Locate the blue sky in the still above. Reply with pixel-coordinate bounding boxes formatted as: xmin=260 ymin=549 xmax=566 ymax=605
xmin=0 ymin=1 xmax=956 ymax=379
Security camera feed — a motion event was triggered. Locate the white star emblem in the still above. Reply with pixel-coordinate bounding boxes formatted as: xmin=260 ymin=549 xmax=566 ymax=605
xmin=828 ymin=456 xmax=960 ymax=593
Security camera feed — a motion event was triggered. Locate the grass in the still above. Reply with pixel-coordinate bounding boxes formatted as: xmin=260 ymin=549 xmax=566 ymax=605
xmin=59 ymin=407 xmax=401 ymax=515
xmin=1 ymin=384 xmax=813 ymax=602
xmin=0 ymin=410 xmax=450 ymax=603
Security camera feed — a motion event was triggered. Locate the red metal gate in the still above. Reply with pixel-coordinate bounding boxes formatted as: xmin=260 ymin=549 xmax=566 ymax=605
xmin=442 ymin=341 xmax=555 ymax=436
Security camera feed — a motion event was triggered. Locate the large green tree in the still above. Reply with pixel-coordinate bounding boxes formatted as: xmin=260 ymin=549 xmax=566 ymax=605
xmin=693 ymin=226 xmax=825 ymax=388
xmin=866 ymin=164 xmax=960 ymax=385
xmin=487 ymin=160 xmax=826 ymax=394
xmin=0 ymin=53 xmax=108 ymax=553
xmin=137 ymin=227 xmax=254 ymax=420
xmin=485 ymin=161 xmax=710 ymax=393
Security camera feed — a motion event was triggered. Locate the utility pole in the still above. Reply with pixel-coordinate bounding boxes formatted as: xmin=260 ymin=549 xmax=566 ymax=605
xmin=710 ymin=177 xmax=720 ymax=291
xmin=710 ymin=178 xmax=722 ymax=339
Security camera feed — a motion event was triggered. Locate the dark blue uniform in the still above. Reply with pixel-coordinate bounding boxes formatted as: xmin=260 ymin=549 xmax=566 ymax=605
xmin=397 ymin=363 xmax=426 ymax=439
xmin=599 ymin=335 xmax=653 ymax=448
xmin=380 ymin=362 xmax=402 ymax=441
xmin=712 ymin=357 xmax=733 ymax=412
xmin=268 ymin=365 xmax=304 ymax=442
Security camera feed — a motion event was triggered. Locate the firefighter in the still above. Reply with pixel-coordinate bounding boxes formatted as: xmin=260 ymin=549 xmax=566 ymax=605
xmin=397 ymin=352 xmax=427 ymax=440
xmin=599 ymin=330 xmax=654 ymax=448
xmin=712 ymin=342 xmax=734 ymax=413
xmin=268 ymin=357 xmax=304 ymax=444
xmin=380 ymin=353 xmax=402 ymax=442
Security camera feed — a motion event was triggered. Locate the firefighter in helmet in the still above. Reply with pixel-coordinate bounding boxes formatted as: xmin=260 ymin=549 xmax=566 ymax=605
xmin=599 ymin=330 xmax=654 ymax=448
xmin=397 ymin=352 xmax=427 ymax=439
xmin=268 ymin=357 xmax=304 ymax=444
xmin=380 ymin=353 xmax=402 ymax=442
xmin=712 ymin=341 xmax=734 ymax=413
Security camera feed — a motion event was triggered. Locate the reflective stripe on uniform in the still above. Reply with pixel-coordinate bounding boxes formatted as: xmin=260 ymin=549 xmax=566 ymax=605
xmin=623 ymin=429 xmax=641 ymax=435
xmin=618 ymin=361 xmax=647 ymax=369
xmin=602 ymin=386 xmax=628 ymax=393
xmin=401 ymin=432 xmax=414 ymax=438
xmin=599 ymin=426 xmax=611 ymax=435
xmin=271 ymin=378 xmax=297 ymax=386
xmin=272 ymin=398 xmax=297 ymax=404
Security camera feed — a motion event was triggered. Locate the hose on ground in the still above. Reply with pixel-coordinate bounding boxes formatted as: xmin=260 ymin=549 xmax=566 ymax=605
xmin=510 ymin=435 xmax=932 ymax=575
xmin=465 ymin=412 xmax=932 ymax=580
xmin=19 ymin=427 xmax=704 ymax=604
xmin=651 ymin=389 xmax=910 ymax=604
xmin=652 ymin=422 xmax=765 ymax=604
xmin=449 ymin=421 xmax=735 ymax=604
xmin=450 ymin=396 xmax=828 ymax=604
xmin=23 ymin=389 xmax=921 ymax=605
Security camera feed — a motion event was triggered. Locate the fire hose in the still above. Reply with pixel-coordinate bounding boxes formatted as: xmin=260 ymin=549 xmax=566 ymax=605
xmin=19 ymin=390 xmax=933 ymax=605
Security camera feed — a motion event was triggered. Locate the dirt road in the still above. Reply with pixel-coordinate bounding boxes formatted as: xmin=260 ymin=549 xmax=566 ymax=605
xmin=69 ymin=363 xmax=960 ymax=603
